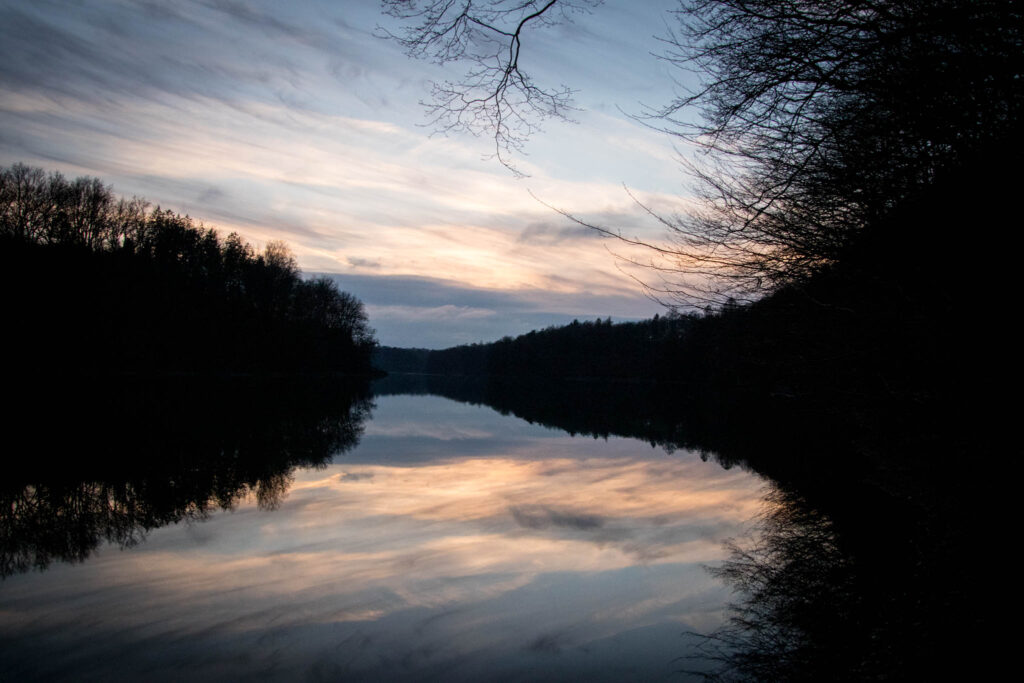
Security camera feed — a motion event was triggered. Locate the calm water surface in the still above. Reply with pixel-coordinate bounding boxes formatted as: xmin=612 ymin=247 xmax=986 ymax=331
xmin=1 ymin=391 xmax=766 ymax=681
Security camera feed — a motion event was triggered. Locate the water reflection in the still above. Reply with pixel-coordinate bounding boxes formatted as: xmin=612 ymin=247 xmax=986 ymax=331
xmin=688 ymin=486 xmax=858 ymax=681
xmin=0 ymin=386 xmax=765 ymax=682
xmin=371 ymin=373 xmax=702 ymax=451
xmin=1 ymin=377 xmax=372 ymax=577
xmin=379 ymin=377 xmax=985 ymax=681
xmin=690 ymin=481 xmax=985 ymax=682
xmin=2 ymin=374 xmax=979 ymax=680
xmin=679 ymin=424 xmax=986 ymax=680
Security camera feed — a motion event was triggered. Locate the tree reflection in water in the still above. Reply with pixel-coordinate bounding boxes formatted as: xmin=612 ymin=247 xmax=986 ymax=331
xmin=689 ymin=487 xmax=857 ymax=681
xmin=375 ymin=375 xmax=984 ymax=681
xmin=1 ymin=377 xmax=372 ymax=578
xmin=689 ymin=472 xmax=983 ymax=681
xmin=5 ymin=372 xmax=986 ymax=679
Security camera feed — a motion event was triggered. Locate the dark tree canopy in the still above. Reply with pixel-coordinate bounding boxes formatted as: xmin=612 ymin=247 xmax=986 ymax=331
xmin=649 ymin=0 xmax=1024 ymax=302
xmin=1 ymin=163 xmax=377 ymax=374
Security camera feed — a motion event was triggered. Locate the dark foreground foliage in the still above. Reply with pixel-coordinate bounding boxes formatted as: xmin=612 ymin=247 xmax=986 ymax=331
xmin=1 ymin=163 xmax=376 ymax=374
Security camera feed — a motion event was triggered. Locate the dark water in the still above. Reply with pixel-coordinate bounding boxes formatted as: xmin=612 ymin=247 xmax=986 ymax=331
xmin=0 ymin=379 xmax=768 ymax=681
xmin=4 ymin=374 xmax=987 ymax=680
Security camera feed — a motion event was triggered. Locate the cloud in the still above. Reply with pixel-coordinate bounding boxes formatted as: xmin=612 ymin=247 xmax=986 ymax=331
xmin=524 ymin=632 xmax=568 ymax=654
xmin=516 ymin=220 xmax=591 ymax=245
xmin=346 ymin=256 xmax=381 ymax=269
xmin=0 ymin=0 xmax=692 ymax=348
xmin=509 ymin=505 xmax=605 ymax=531
xmin=368 ymin=304 xmax=497 ymax=322
xmin=320 ymin=273 xmax=658 ymax=318
xmin=320 ymin=271 xmax=662 ymax=347
xmin=195 ymin=184 xmax=227 ymax=204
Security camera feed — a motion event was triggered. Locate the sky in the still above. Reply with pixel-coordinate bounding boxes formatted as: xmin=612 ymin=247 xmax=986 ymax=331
xmin=0 ymin=0 xmax=699 ymax=348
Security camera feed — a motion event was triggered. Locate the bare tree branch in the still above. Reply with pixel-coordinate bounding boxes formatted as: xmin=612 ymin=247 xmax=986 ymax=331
xmin=639 ymin=0 xmax=1024 ymax=304
xmin=386 ymin=1 xmax=1023 ymax=307
xmin=379 ymin=0 xmax=603 ymax=176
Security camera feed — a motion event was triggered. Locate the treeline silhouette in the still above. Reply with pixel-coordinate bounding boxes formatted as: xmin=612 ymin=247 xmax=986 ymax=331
xmin=1 ymin=163 xmax=376 ymax=374
xmin=377 ymin=313 xmax=698 ymax=379
xmin=1 ymin=377 xmax=373 ymax=577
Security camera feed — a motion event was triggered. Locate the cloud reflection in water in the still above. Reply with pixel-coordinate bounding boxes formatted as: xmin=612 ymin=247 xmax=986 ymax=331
xmin=0 ymin=394 xmax=764 ymax=681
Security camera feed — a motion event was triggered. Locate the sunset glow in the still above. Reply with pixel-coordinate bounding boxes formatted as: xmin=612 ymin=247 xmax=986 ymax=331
xmin=0 ymin=0 xmax=687 ymax=345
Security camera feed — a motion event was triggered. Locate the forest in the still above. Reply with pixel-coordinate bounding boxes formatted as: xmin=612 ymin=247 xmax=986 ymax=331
xmin=377 ymin=313 xmax=697 ymax=378
xmin=0 ymin=164 xmax=377 ymax=375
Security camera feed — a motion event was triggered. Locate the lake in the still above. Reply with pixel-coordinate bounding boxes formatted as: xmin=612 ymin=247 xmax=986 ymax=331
xmin=0 ymin=382 xmax=767 ymax=681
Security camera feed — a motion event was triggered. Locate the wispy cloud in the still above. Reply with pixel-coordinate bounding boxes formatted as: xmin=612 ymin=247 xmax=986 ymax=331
xmin=0 ymin=0 xmax=691 ymax=345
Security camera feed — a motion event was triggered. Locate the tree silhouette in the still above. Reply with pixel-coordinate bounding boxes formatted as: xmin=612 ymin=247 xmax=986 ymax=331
xmin=379 ymin=0 xmax=602 ymax=176
xmin=644 ymin=0 xmax=1024 ymax=303
xmin=385 ymin=0 xmax=1023 ymax=303
xmin=1 ymin=164 xmax=378 ymax=374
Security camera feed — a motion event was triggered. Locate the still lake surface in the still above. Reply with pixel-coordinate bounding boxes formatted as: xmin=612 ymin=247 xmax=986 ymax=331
xmin=0 ymin=386 xmax=766 ymax=681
